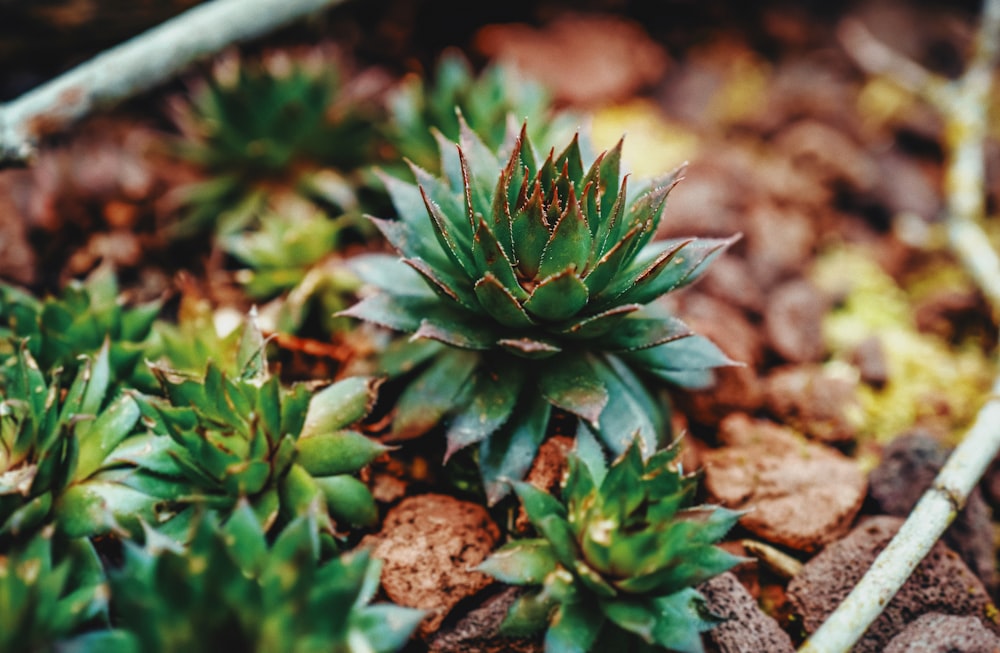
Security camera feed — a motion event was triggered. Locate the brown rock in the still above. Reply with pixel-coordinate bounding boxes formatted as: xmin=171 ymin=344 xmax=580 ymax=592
xmin=515 ymin=436 xmax=574 ymax=532
xmin=657 ymin=159 xmax=749 ymax=240
xmin=746 ymin=206 xmax=817 ymax=290
xmin=870 ymin=432 xmax=997 ymax=593
xmin=703 ymin=414 xmax=866 ymax=551
xmin=764 ymin=364 xmax=861 ymax=444
xmin=366 ymin=494 xmax=501 ymax=634
xmin=764 ymin=279 xmax=828 ymax=363
xmin=426 ymin=586 xmax=542 ymax=653
xmin=676 ymin=294 xmax=765 ymax=426
xmin=474 ymin=14 xmax=668 ymax=106
xmin=884 ymin=613 xmax=1000 ymax=653
xmin=772 ymin=120 xmax=877 ymax=193
xmin=700 ymin=572 xmax=795 ymax=653
xmin=850 ymin=336 xmax=889 ymax=387
xmin=699 ymin=256 xmax=766 ymax=316
xmin=787 ymin=516 xmax=1000 ymax=653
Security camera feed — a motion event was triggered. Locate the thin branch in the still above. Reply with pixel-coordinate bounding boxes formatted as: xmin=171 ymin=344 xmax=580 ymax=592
xmin=800 ymin=2 xmax=1000 ymax=652
xmin=0 ymin=0 xmax=349 ymax=165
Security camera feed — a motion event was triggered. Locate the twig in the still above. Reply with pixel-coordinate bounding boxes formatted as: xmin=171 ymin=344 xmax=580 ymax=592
xmin=0 ymin=0 xmax=349 ymax=165
xmin=799 ymin=2 xmax=1000 ymax=652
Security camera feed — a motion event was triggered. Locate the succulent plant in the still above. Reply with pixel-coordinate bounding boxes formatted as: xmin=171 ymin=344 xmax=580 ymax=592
xmin=343 ymin=124 xmax=736 ymax=501
xmin=223 ymin=208 xmax=361 ymax=334
xmin=385 ymin=50 xmax=577 ymax=174
xmin=108 ymin=502 xmax=423 ymax=653
xmin=0 ymin=527 xmax=131 ymax=653
xmin=480 ymin=434 xmax=743 ymax=652
xmin=0 ymin=264 xmax=160 ymax=390
xmin=168 ymin=49 xmax=380 ymax=238
xmin=132 ymin=316 xmax=386 ymax=542
xmin=0 ymin=341 xmax=164 ymax=546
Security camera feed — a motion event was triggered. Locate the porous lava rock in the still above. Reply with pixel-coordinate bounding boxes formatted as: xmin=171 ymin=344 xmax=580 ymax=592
xmin=699 ymin=572 xmax=795 ymax=653
xmin=883 ymin=613 xmax=1000 ymax=653
xmin=702 ymin=414 xmax=866 ymax=551
xmin=787 ymin=516 xmax=1000 ymax=653
xmin=425 ymin=586 xmax=542 ymax=653
xmin=365 ymin=494 xmax=501 ymax=634
xmin=764 ymin=279 xmax=828 ymax=363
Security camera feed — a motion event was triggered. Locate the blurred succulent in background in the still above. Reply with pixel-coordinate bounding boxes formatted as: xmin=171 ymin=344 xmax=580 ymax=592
xmin=167 ymin=47 xmax=383 ymax=238
xmin=108 ymin=503 xmax=423 ymax=653
xmin=0 ymin=264 xmax=160 ymax=390
xmin=0 ymin=341 xmax=166 ymax=546
xmin=481 ymin=435 xmax=742 ymax=652
xmin=384 ymin=50 xmax=579 ymax=175
xmin=132 ymin=315 xmax=385 ymax=544
xmin=0 ymin=527 xmax=130 ymax=652
xmin=222 ymin=206 xmax=361 ymax=335
xmin=343 ymin=123 xmax=736 ymax=501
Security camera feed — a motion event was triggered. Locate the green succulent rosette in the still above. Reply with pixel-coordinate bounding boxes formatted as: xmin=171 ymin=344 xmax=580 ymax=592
xmin=169 ymin=51 xmax=379 ymax=238
xmin=0 ymin=340 xmax=167 ymax=547
xmin=131 ymin=315 xmax=386 ymax=541
xmin=481 ymin=434 xmax=743 ymax=653
xmin=343 ymin=122 xmax=737 ymax=502
xmin=386 ymin=50 xmax=577 ymax=174
xmin=0 ymin=526 xmax=131 ymax=652
xmin=107 ymin=503 xmax=423 ymax=653
xmin=0 ymin=264 xmax=160 ymax=390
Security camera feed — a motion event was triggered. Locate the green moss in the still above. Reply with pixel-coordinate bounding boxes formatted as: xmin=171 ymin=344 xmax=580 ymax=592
xmin=813 ymin=246 xmax=993 ymax=445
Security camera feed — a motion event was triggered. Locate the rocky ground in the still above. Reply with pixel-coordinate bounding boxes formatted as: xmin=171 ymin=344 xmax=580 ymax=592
xmin=3 ymin=0 xmax=1000 ymax=650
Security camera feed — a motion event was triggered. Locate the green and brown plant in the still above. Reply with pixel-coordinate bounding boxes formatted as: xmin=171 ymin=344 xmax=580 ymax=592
xmin=343 ymin=123 xmax=736 ymax=501
xmin=481 ymin=434 xmax=742 ymax=652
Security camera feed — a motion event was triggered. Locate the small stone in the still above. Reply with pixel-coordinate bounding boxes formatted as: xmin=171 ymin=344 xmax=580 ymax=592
xmin=883 ymin=613 xmax=1000 ymax=653
xmin=700 ymin=572 xmax=795 ymax=653
xmin=850 ymin=336 xmax=889 ymax=387
xmin=515 ymin=436 xmax=574 ymax=532
xmin=764 ymin=279 xmax=828 ymax=363
xmin=703 ymin=414 xmax=866 ymax=551
xmin=787 ymin=516 xmax=1000 ymax=653
xmin=764 ymin=364 xmax=861 ymax=444
xmin=365 ymin=494 xmax=501 ymax=635
xmin=746 ymin=206 xmax=817 ymax=289
xmin=425 ymin=586 xmax=542 ymax=653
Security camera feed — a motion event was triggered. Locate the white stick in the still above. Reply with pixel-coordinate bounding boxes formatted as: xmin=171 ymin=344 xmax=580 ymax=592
xmin=0 ymin=0 xmax=348 ymax=164
xmin=801 ymin=2 xmax=1000 ymax=651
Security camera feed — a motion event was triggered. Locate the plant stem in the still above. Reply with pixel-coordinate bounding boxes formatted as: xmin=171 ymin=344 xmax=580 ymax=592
xmin=0 ymin=0 xmax=349 ymax=165
xmin=800 ymin=2 xmax=1000 ymax=651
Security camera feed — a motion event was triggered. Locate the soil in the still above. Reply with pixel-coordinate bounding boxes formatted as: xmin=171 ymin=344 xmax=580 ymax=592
xmin=3 ymin=0 xmax=1000 ymax=651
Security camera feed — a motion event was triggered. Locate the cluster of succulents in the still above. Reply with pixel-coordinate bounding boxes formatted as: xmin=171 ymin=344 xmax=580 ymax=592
xmin=344 ymin=122 xmax=735 ymax=501
xmin=107 ymin=503 xmax=423 ymax=653
xmin=481 ymin=434 xmax=743 ymax=652
xmin=0 ymin=38 xmax=748 ymax=653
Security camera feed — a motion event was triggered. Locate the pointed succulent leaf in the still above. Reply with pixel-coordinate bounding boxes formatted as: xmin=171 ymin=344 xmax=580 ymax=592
xmin=479 ymin=538 xmax=559 ymax=585
xmin=391 ymin=349 xmax=479 ymax=440
xmin=557 ymin=304 xmax=641 ymax=340
xmin=350 ymin=251 xmax=439 ymax=297
xmin=315 ymin=474 xmax=378 ymax=527
xmin=616 ymin=236 xmax=739 ymax=307
xmin=594 ymin=315 xmax=694 ymax=352
xmin=537 ymin=186 xmax=592 ymax=279
xmin=624 ymin=335 xmax=738 ymax=376
xmin=74 ymin=393 xmax=141 ymax=482
xmin=473 ymin=273 xmax=537 ymax=329
xmin=523 ymin=269 xmax=589 ymax=322
xmin=480 ymin=396 xmax=552 ymax=505
xmin=545 ymin=601 xmax=604 ymax=653
xmin=297 ymin=431 xmax=388 ymax=477
xmin=444 ymin=365 xmax=524 ymax=460
xmin=404 ymin=256 xmax=480 ymax=312
xmin=499 ymin=589 xmax=556 ymax=637
xmin=510 ymin=181 xmax=550 ymax=280
xmin=472 ymin=217 xmax=527 ymax=301
xmin=591 ymin=355 xmax=664 ymax=457
xmin=300 ymin=377 xmax=381 ymax=439
xmin=537 ymin=353 xmax=607 ymax=426
xmin=497 ymin=337 xmax=562 ymax=359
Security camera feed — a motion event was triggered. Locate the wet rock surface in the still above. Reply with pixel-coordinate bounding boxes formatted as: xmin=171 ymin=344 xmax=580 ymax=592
xmin=787 ymin=516 xmax=1000 ymax=653
xmin=703 ymin=414 xmax=866 ymax=551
